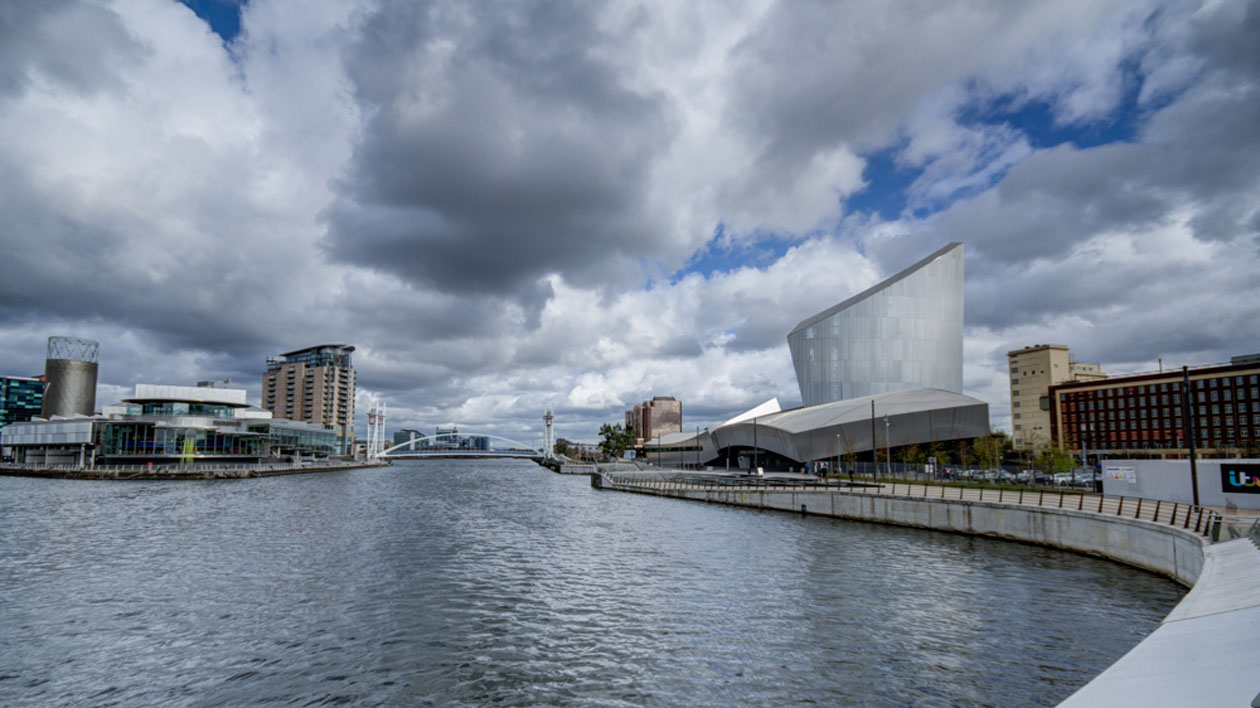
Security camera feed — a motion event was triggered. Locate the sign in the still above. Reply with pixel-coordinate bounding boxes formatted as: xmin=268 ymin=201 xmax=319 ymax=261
xmin=1221 ymin=463 xmax=1260 ymax=494
xmin=1105 ymin=465 xmax=1137 ymax=483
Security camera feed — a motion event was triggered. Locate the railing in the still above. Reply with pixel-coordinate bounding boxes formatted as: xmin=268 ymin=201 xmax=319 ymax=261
xmin=602 ymin=474 xmax=1221 ymax=538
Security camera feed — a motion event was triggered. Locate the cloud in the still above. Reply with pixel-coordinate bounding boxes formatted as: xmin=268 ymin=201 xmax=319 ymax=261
xmin=1 ymin=0 xmax=1257 ymax=447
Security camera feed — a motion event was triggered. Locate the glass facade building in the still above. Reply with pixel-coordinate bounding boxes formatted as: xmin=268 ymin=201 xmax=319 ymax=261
xmin=787 ymin=242 xmax=964 ymax=407
xmin=1 ymin=376 xmax=45 ymax=428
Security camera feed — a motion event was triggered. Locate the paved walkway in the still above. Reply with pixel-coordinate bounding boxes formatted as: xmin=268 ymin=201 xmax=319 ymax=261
xmin=1059 ymin=537 xmax=1260 ymax=707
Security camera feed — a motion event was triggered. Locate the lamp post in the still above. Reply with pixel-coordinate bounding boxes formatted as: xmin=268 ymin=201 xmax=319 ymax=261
xmin=753 ymin=417 xmax=759 ymax=472
xmin=870 ymin=400 xmax=877 ymax=482
xmin=884 ymin=415 xmax=890 ymax=479
xmin=1181 ymin=366 xmax=1200 ymax=506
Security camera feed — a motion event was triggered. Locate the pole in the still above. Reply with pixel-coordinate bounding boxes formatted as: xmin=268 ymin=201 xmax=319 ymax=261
xmin=753 ymin=417 xmax=758 ymax=472
xmin=695 ymin=426 xmax=700 ymax=470
xmin=884 ymin=415 xmax=890 ymax=478
xmin=1182 ymin=366 xmax=1200 ymax=506
xmin=835 ymin=433 xmax=840 ymax=479
xmin=871 ymin=401 xmax=877 ymax=482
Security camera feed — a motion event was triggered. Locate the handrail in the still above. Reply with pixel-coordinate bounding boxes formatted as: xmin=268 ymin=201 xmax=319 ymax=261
xmin=602 ymin=475 xmax=1222 ymax=538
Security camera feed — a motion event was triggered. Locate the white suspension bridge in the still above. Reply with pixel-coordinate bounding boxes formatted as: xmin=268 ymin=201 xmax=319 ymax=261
xmin=364 ymin=402 xmax=558 ymax=461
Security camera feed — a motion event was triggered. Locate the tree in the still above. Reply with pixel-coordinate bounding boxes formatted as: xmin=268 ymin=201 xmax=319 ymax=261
xmin=972 ymin=432 xmax=1012 ymax=471
xmin=903 ymin=443 xmax=927 ymax=466
xmin=598 ymin=424 xmax=634 ymax=459
xmin=553 ymin=439 xmax=570 ymax=457
xmin=1034 ymin=440 xmax=1074 ymax=477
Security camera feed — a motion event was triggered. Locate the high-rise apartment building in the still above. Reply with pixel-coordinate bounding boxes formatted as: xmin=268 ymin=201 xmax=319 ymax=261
xmin=1008 ymin=344 xmax=1106 ymax=450
xmin=625 ymin=396 xmax=682 ymax=445
xmin=262 ymin=345 xmax=356 ymax=454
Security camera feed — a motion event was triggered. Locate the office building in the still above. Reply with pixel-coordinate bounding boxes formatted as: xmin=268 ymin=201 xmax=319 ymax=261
xmin=1008 ymin=344 xmax=1106 ymax=451
xmin=262 ymin=345 xmax=356 ymax=454
xmin=1 ymin=375 xmax=44 ymax=429
xmin=1048 ymin=354 xmax=1260 ymax=459
xmin=4 ymin=383 xmax=337 ymax=466
xmin=625 ymin=396 xmax=682 ymax=445
xmin=788 ymin=242 xmax=964 ymax=407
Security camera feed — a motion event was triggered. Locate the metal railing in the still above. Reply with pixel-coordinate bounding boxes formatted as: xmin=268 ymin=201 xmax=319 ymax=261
xmin=602 ymin=474 xmax=1221 ymax=538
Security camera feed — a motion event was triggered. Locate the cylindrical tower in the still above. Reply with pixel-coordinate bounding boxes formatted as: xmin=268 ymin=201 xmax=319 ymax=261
xmin=41 ymin=336 xmax=99 ymax=418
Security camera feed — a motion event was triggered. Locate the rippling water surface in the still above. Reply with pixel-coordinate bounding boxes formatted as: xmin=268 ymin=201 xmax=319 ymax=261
xmin=0 ymin=460 xmax=1184 ymax=706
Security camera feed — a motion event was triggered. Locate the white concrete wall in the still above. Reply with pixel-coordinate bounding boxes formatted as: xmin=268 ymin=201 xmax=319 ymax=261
xmin=1102 ymin=458 xmax=1260 ymax=510
xmin=615 ymin=483 xmax=1206 ymax=585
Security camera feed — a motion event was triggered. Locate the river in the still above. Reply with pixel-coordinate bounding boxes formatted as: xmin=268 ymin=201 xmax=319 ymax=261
xmin=0 ymin=459 xmax=1183 ymax=706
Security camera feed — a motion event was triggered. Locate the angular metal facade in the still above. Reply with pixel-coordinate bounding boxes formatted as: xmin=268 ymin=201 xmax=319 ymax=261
xmin=788 ymin=243 xmax=964 ymax=407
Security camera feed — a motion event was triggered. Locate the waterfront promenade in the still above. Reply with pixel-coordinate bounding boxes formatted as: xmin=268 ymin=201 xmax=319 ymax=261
xmin=0 ymin=459 xmax=390 ymax=480
xmin=595 ymin=470 xmax=1260 ymax=706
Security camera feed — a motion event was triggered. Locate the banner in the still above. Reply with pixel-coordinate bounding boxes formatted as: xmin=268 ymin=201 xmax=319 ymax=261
xmin=1221 ymin=463 xmax=1260 ymax=494
xmin=1105 ymin=465 xmax=1137 ymax=483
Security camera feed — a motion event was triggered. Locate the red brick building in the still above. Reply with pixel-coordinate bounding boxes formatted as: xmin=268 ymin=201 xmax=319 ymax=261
xmin=1048 ymin=354 xmax=1260 ymax=459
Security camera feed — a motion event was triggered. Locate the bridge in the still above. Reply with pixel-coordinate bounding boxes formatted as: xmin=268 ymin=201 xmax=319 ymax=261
xmin=374 ymin=432 xmax=543 ymax=460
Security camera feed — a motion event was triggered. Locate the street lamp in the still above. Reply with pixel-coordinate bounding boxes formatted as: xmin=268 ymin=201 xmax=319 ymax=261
xmin=884 ymin=415 xmax=890 ymax=479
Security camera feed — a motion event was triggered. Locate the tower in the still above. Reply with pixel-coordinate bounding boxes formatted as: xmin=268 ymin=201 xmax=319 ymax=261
xmin=787 ymin=243 xmax=964 ymax=407
xmin=543 ymin=407 xmax=555 ymax=459
xmin=262 ymin=345 xmax=356 ymax=454
xmin=41 ymin=336 xmax=98 ymax=418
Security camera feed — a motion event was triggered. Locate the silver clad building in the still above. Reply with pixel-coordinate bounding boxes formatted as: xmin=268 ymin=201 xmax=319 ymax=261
xmin=41 ymin=336 xmax=99 ymax=418
xmin=787 ymin=242 xmax=963 ymax=407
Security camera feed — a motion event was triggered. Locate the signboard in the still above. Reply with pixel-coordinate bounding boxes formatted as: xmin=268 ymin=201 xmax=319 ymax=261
xmin=1105 ymin=465 xmax=1137 ymax=483
xmin=1221 ymin=463 xmax=1260 ymax=494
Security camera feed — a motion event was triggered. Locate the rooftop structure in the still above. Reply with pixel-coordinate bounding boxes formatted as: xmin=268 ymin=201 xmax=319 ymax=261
xmin=788 ymin=242 xmax=964 ymax=407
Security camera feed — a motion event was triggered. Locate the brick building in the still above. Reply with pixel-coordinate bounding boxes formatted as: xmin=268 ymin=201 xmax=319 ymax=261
xmin=1048 ymin=354 xmax=1260 ymax=459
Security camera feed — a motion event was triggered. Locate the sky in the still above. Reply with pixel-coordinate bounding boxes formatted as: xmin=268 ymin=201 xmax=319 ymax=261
xmin=1 ymin=0 xmax=1257 ymax=447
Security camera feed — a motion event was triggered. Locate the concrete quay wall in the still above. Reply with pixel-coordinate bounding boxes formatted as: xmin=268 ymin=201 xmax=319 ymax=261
xmin=0 ymin=460 xmax=391 ymax=480
xmin=623 ymin=483 xmax=1205 ymax=585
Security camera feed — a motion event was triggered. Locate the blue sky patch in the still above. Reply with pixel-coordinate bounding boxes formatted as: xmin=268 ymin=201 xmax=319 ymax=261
xmin=843 ymin=145 xmax=925 ymax=221
xmin=180 ymin=0 xmax=244 ymax=43
xmin=670 ymin=223 xmax=800 ymax=282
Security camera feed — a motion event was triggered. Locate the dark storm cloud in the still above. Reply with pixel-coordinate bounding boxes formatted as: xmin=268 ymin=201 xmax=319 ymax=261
xmin=322 ymin=0 xmax=674 ymax=311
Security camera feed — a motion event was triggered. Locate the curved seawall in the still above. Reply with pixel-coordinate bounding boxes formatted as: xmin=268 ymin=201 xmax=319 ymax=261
xmin=595 ymin=477 xmax=1260 ymax=706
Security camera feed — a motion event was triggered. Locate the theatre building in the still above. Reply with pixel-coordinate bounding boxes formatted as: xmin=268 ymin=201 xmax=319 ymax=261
xmin=1048 ymin=354 xmax=1260 ymax=460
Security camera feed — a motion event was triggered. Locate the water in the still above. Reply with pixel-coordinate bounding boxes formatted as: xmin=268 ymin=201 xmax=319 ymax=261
xmin=0 ymin=459 xmax=1184 ymax=706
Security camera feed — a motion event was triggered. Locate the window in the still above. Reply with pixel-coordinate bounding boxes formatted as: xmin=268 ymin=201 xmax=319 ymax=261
xmin=1012 ymin=402 xmax=1020 ymax=408
xmin=1226 ymin=404 xmax=1234 ymax=414
xmin=1211 ymin=391 xmax=1219 ymax=402
xmin=1224 ymin=390 xmax=1232 ymax=401
xmin=1210 ymin=378 xmax=1219 ymax=387
xmin=1014 ymin=424 xmax=1022 ymax=431
xmin=1013 ymin=413 xmax=1021 ymax=420
xmin=1212 ymin=405 xmax=1220 ymax=414
xmin=1012 ymin=390 xmax=1020 ymax=397
xmin=1198 ymin=392 xmax=1206 ymax=402
xmin=1139 ymin=397 xmax=1146 ymax=406
xmin=1011 ymin=378 xmax=1020 ymax=385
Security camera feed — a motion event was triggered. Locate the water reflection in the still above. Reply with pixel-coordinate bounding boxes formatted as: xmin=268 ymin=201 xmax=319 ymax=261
xmin=0 ymin=460 xmax=1182 ymax=706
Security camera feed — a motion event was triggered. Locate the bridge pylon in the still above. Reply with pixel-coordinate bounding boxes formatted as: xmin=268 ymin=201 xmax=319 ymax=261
xmin=543 ymin=407 xmax=555 ymax=459
xmin=367 ymin=399 xmax=387 ymax=458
